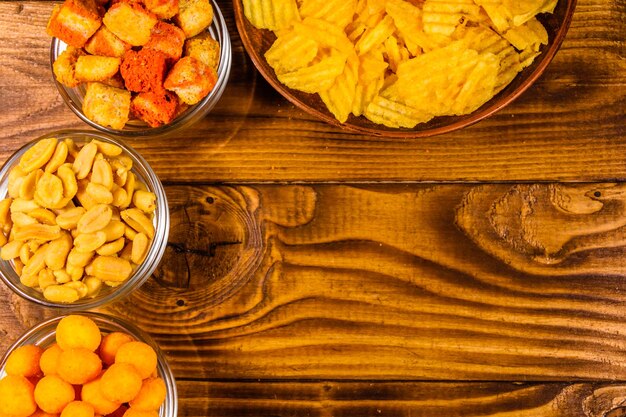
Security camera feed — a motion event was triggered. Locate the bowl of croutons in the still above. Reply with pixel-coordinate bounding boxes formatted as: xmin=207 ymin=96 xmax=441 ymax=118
xmin=0 ymin=313 xmax=177 ymax=416
xmin=48 ymin=0 xmax=231 ymax=136
xmin=0 ymin=130 xmax=169 ymax=309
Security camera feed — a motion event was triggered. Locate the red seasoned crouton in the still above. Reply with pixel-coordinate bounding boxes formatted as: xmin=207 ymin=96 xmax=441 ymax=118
xmin=144 ymin=0 xmax=179 ymax=19
xmin=120 ymin=49 xmax=169 ymax=93
xmin=131 ymin=90 xmax=179 ymax=127
xmin=175 ymin=0 xmax=214 ymax=38
xmin=84 ymin=26 xmax=131 ymax=57
xmin=144 ymin=22 xmax=186 ymax=62
xmin=164 ymin=56 xmax=217 ymax=105
xmin=46 ymin=0 xmax=103 ymax=48
xmin=103 ymin=1 xmax=157 ymax=46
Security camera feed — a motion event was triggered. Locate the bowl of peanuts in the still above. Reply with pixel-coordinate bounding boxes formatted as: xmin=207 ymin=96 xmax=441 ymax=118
xmin=0 ymin=313 xmax=177 ymax=416
xmin=0 ymin=130 xmax=169 ymax=308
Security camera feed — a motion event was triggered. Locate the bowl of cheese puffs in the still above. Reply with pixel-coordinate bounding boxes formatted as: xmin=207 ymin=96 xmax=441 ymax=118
xmin=48 ymin=0 xmax=232 ymax=136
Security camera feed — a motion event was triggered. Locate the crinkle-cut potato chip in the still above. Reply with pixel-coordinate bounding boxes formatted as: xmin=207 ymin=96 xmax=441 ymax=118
xmin=299 ymin=0 xmax=357 ymax=29
xmin=265 ymin=31 xmax=318 ymax=74
xmin=241 ymin=0 xmax=557 ymax=129
xmin=294 ymin=18 xmax=354 ymax=54
xmin=277 ymin=50 xmax=348 ymax=93
xmin=502 ymin=17 xmax=548 ymax=50
xmin=242 ymin=0 xmax=301 ymax=31
xmin=355 ymin=15 xmax=396 ymax=55
xmin=319 ymin=53 xmax=359 ymax=123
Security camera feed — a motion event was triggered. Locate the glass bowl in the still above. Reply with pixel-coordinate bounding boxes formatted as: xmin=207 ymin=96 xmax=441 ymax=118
xmin=50 ymin=0 xmax=232 ymax=137
xmin=0 ymin=312 xmax=177 ymax=417
xmin=0 ymin=130 xmax=169 ymax=309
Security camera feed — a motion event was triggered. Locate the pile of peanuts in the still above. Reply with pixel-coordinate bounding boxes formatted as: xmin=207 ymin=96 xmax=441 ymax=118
xmin=0 ymin=315 xmax=166 ymax=417
xmin=0 ymin=137 xmax=156 ymax=302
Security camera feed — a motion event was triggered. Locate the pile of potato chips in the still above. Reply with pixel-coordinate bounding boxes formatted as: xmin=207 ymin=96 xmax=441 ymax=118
xmin=242 ymin=0 xmax=556 ymax=128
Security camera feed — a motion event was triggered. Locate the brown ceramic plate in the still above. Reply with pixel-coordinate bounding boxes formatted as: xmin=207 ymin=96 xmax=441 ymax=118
xmin=233 ymin=0 xmax=577 ymax=138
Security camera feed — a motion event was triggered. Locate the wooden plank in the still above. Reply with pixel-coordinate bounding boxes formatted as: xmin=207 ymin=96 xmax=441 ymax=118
xmin=177 ymin=381 xmax=626 ymax=416
xmin=3 ymin=184 xmax=625 ymax=380
xmin=0 ymin=1 xmax=624 ymax=183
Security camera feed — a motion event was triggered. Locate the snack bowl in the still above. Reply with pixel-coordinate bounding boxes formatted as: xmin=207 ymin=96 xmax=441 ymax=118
xmin=233 ymin=0 xmax=577 ymax=138
xmin=50 ymin=0 xmax=232 ymax=137
xmin=0 ymin=130 xmax=169 ymax=309
xmin=0 ymin=312 xmax=177 ymax=416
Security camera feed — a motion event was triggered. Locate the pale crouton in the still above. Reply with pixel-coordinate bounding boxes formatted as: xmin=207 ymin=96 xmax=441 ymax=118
xmin=100 ymin=72 xmax=126 ymax=89
xmin=83 ymin=82 xmax=131 ymax=129
xmin=53 ymin=46 xmax=87 ymax=88
xmin=144 ymin=21 xmax=186 ymax=62
xmin=46 ymin=0 xmax=103 ymax=48
xmin=103 ymin=2 xmax=157 ymax=46
xmin=174 ymin=0 xmax=214 ymax=38
xmin=184 ymin=31 xmax=220 ymax=71
xmin=84 ymin=26 xmax=131 ymax=57
xmin=75 ymin=55 xmax=121 ymax=82
xmin=144 ymin=0 xmax=179 ymax=19
xmin=164 ymin=56 xmax=217 ymax=105
xmin=131 ymin=90 xmax=179 ymax=127
xmin=120 ymin=49 xmax=169 ymax=93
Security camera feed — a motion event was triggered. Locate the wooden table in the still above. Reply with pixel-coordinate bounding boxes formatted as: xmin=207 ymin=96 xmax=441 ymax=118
xmin=1 ymin=0 xmax=625 ymax=415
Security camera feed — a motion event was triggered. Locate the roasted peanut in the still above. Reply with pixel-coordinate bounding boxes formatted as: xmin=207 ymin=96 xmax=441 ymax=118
xmin=74 ymin=231 xmax=107 ymax=253
xmin=10 ymin=198 xmax=40 ymax=213
xmin=66 ymin=264 xmax=84 ymax=282
xmin=132 ymin=191 xmax=156 ymax=213
xmin=57 ymin=164 xmax=78 ymax=200
xmin=89 ymin=256 xmax=132 ymax=282
xmin=11 ymin=212 xmax=37 ymax=228
xmin=45 ymin=233 xmax=73 ymax=270
xmin=73 ymin=142 xmax=98 ymax=180
xmin=120 ymin=241 xmax=133 ymax=261
xmin=124 ymin=225 xmax=137 ymax=241
xmin=83 ymin=276 xmax=102 ymax=297
xmin=20 ymin=272 xmax=38 ymax=288
xmin=121 ymin=208 xmax=154 ymax=238
xmin=0 ymin=198 xmax=12 ymax=234
xmin=93 ymin=140 xmax=123 ymax=157
xmin=112 ymin=187 xmax=128 ymax=208
xmin=67 ymin=248 xmax=94 ymax=268
xmin=53 ymin=269 xmax=72 ymax=284
xmin=56 ymin=207 xmax=86 ymax=230
xmin=28 ymin=208 xmax=57 ymax=226
xmin=19 ymin=170 xmax=40 ymax=200
xmin=21 ymin=244 xmax=49 ymax=279
xmin=19 ymin=243 xmax=31 ymax=265
xmin=131 ymin=233 xmax=149 ymax=265
xmin=64 ymin=138 xmax=78 ymax=159
xmin=96 ymin=237 xmax=125 ymax=256
xmin=38 ymin=268 xmax=56 ymax=290
xmin=86 ymin=183 xmax=113 ymax=205
xmin=0 ymin=233 xmax=6 ymax=247
xmin=19 ymin=138 xmax=58 ymax=173
xmin=91 ymin=159 xmax=114 ymax=190
xmin=13 ymin=258 xmax=24 ymax=275
xmin=14 ymin=224 xmax=61 ymax=242
xmin=64 ymin=281 xmax=88 ymax=298
xmin=1 ymin=240 xmax=23 ymax=260
xmin=75 ymin=179 xmax=98 ymax=210
xmin=34 ymin=172 xmax=65 ymax=209
xmin=45 ymin=141 xmax=69 ymax=173
xmin=77 ymin=204 xmax=112 ymax=234
xmin=8 ymin=166 xmax=26 ymax=198
xmin=43 ymin=284 xmax=79 ymax=303
xmin=102 ymin=220 xmax=125 ymax=242
xmin=119 ymin=172 xmax=136 ymax=209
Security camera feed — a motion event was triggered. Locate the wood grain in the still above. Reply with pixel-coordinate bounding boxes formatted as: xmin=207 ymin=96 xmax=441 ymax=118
xmin=0 ymin=184 xmax=621 ymax=380
xmin=0 ymin=1 xmax=624 ymax=182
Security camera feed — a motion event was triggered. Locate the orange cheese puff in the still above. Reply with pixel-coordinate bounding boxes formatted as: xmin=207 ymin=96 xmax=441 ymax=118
xmin=0 ymin=375 xmax=37 ymax=417
xmin=128 ymin=377 xmax=165 ymax=411
xmin=56 ymin=315 xmax=102 ymax=352
xmin=123 ymin=409 xmax=158 ymax=417
xmin=46 ymin=0 xmax=103 ymax=48
xmin=40 ymin=343 xmax=63 ymax=376
xmin=34 ymin=375 xmax=75 ymax=414
xmin=130 ymin=90 xmax=178 ymax=127
xmin=120 ymin=49 xmax=169 ymax=93
xmin=60 ymin=401 xmax=94 ymax=417
xmin=163 ymin=56 xmax=217 ymax=105
xmin=100 ymin=363 xmax=142 ymax=404
xmin=31 ymin=408 xmax=60 ymax=417
xmin=114 ymin=342 xmax=157 ymax=379
xmin=5 ymin=345 xmax=44 ymax=377
xmin=99 ymin=332 xmax=134 ymax=366
xmin=81 ymin=377 xmax=120 ymax=415
xmin=144 ymin=21 xmax=185 ymax=62
xmin=57 ymin=348 xmax=102 ymax=385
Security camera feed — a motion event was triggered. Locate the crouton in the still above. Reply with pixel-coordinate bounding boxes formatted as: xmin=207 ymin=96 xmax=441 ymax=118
xmin=46 ymin=0 xmax=103 ymax=48
xmin=120 ymin=49 xmax=169 ymax=93
xmin=131 ymin=90 xmax=179 ymax=127
xmin=184 ymin=31 xmax=220 ymax=71
xmin=144 ymin=21 xmax=186 ymax=62
xmin=75 ymin=55 xmax=121 ymax=82
xmin=164 ymin=56 xmax=217 ymax=105
xmin=100 ymin=72 xmax=126 ymax=89
xmin=53 ymin=46 xmax=87 ymax=88
xmin=103 ymin=2 xmax=157 ymax=46
xmin=84 ymin=26 xmax=131 ymax=57
xmin=144 ymin=0 xmax=179 ymax=19
xmin=83 ymin=82 xmax=131 ymax=129
xmin=174 ymin=0 xmax=214 ymax=38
